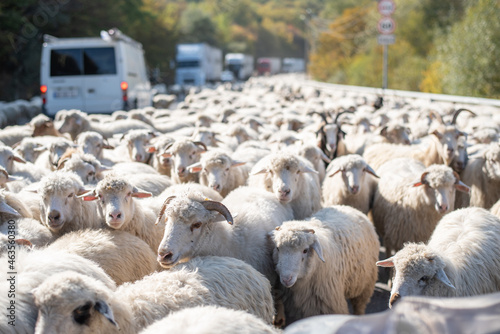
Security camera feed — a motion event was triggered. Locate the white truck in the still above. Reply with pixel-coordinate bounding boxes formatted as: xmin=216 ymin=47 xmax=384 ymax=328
xmin=225 ymin=53 xmax=254 ymax=80
xmin=282 ymin=58 xmax=306 ymax=73
xmin=40 ymin=28 xmax=152 ymax=116
xmin=257 ymin=57 xmax=281 ymax=75
xmin=175 ymin=43 xmax=222 ymax=86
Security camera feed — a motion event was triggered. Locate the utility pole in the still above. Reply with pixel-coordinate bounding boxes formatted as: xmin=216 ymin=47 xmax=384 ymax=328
xmin=377 ymin=0 xmax=396 ymax=89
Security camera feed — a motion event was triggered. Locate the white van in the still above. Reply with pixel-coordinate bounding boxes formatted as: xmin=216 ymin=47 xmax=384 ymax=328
xmin=40 ymin=28 xmax=152 ymax=116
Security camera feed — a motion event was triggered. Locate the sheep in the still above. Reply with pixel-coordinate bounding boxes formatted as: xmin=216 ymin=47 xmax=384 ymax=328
xmin=57 ymin=109 xmax=154 ymax=140
xmin=269 ymin=205 xmax=379 ymax=325
xmin=363 ymin=122 xmax=467 ymax=170
xmin=34 ymin=136 xmax=77 ymax=171
xmin=455 ymin=142 xmax=500 ymax=209
xmin=372 ymin=158 xmax=471 ymax=258
xmin=321 ymin=154 xmax=379 ymax=214
xmin=76 ymin=131 xmax=114 ymax=161
xmin=80 ymin=174 xmax=163 ymax=252
xmin=47 ymin=229 xmax=158 ymax=285
xmin=161 ymin=139 xmax=207 ymax=184
xmin=0 ymin=145 xmax=48 ymax=182
xmin=187 ymin=149 xmax=248 ymax=197
xmin=146 ymin=135 xmax=175 ymax=176
xmin=0 ymin=248 xmax=115 ymax=333
xmin=120 ymin=129 xmax=157 ymax=163
xmin=0 ymin=217 xmax=54 ymax=248
xmin=139 ymin=306 xmax=279 ymax=334
xmin=0 ymin=166 xmax=22 ymax=190
xmin=37 ymin=170 xmax=102 ymax=236
xmin=377 ymin=207 xmax=500 ymax=308
xmin=33 ymin=256 xmax=274 ymax=333
xmin=30 ymin=113 xmax=66 ymax=137
xmin=344 ymin=122 xmax=411 ymax=156
xmin=0 ymin=188 xmax=33 ymax=221
xmin=12 ymin=137 xmax=49 ymax=163
xmin=58 ymin=151 xmax=110 ymax=185
xmin=248 ymin=152 xmax=321 ymax=220
xmin=294 ymin=144 xmax=331 ymax=184
xmin=156 ymin=186 xmax=293 ymax=283
xmin=152 ymin=94 xmax=176 ymax=109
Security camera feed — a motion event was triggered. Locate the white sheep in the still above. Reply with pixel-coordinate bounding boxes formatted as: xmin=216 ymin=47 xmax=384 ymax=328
xmin=377 ymin=207 xmax=500 ymax=308
xmin=139 ymin=306 xmax=279 ymax=334
xmin=146 ymin=135 xmax=175 ymax=176
xmin=57 ymin=109 xmax=154 ymax=140
xmin=187 ymin=149 xmax=248 ymax=197
xmin=0 ymin=248 xmax=115 ymax=333
xmin=455 ymin=142 xmax=500 ymax=209
xmin=120 ymin=129 xmax=157 ymax=163
xmin=33 ymin=256 xmax=274 ymax=333
xmin=156 ymin=186 xmax=293 ymax=283
xmin=248 ymin=152 xmax=321 ymax=220
xmin=47 ymin=229 xmax=158 ymax=285
xmin=76 ymin=130 xmax=114 ymax=161
xmin=321 ymin=154 xmax=379 ymax=214
xmin=37 ymin=171 xmax=102 ymax=236
xmin=80 ymin=174 xmax=163 ymax=252
xmin=0 ymin=145 xmax=48 ymax=183
xmin=269 ymin=205 xmax=379 ymax=325
xmin=161 ymin=139 xmax=207 ymax=184
xmin=372 ymin=158 xmax=470 ymax=257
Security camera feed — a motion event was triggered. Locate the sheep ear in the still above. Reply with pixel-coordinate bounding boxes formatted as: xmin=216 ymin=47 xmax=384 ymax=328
xmin=453 ymin=171 xmax=470 ymax=193
xmin=231 ymin=161 xmax=246 ymax=168
xmin=7 ymin=175 xmax=23 ymax=182
xmin=379 ymin=126 xmax=388 ymax=136
xmin=131 ymin=187 xmax=152 ymax=198
xmin=13 ymin=154 xmax=26 ymax=164
xmin=146 ymin=146 xmax=157 ymax=153
xmin=250 ymin=168 xmax=268 ymax=176
xmin=435 ymin=268 xmax=455 ymax=289
xmin=431 ymin=130 xmax=443 ymax=140
xmin=95 ymin=300 xmax=119 ymax=329
xmin=364 ymin=165 xmax=379 ymax=178
xmin=327 ymin=168 xmax=342 ymax=178
xmin=311 ymin=237 xmax=325 ymax=263
xmin=376 ymin=257 xmax=395 ymax=267
xmin=78 ymin=190 xmax=98 ymax=201
xmin=301 ymin=164 xmax=319 ymax=174
xmin=102 ymin=143 xmax=115 ymax=150
xmin=187 ymin=162 xmax=202 ymax=173
xmin=412 ymin=172 xmax=429 ymax=187
xmin=15 ymin=238 xmax=32 ymax=248
xmin=57 ymin=158 xmax=69 ymax=170
xmin=0 ymin=202 xmax=21 ymax=216
xmin=161 ymin=152 xmax=172 ymax=158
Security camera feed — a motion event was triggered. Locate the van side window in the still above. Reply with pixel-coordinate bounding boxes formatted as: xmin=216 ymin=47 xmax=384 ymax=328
xmin=50 ymin=49 xmax=83 ymax=76
xmin=84 ymin=47 xmax=116 ymax=75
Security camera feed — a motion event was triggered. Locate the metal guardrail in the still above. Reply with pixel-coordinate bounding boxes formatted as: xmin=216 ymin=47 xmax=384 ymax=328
xmin=302 ymin=78 xmax=500 ymax=108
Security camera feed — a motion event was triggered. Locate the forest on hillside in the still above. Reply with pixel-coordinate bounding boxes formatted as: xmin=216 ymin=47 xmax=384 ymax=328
xmin=0 ymin=0 xmax=499 ymax=101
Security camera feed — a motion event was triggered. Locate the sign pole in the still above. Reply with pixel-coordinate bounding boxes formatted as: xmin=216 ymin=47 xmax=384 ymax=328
xmin=383 ymin=44 xmax=388 ymax=89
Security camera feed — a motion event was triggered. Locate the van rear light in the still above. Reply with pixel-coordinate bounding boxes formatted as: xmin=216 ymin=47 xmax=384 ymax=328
xmin=40 ymin=85 xmax=47 ymax=104
xmin=120 ymin=81 xmax=128 ymax=90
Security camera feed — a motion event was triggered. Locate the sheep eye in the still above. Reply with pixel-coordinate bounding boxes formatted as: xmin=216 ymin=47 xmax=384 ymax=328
xmin=127 ymin=192 xmax=132 ymax=197
xmin=303 ymin=249 xmax=308 ymax=254
xmin=73 ymin=301 xmax=92 ymax=325
xmin=296 ymin=170 xmax=300 ymax=174
xmin=191 ymin=222 xmax=202 ymax=231
xmin=68 ymin=193 xmax=74 ymax=198
xmin=225 ymin=168 xmax=229 ymax=172
xmin=419 ymin=275 xmax=430 ymax=283
xmin=96 ymin=144 xmax=102 ymax=148
xmin=276 ymin=247 xmax=279 ymax=252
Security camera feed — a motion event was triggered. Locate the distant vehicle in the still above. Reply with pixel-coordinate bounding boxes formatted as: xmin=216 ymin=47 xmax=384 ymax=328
xmin=40 ymin=28 xmax=152 ymax=116
xmin=282 ymin=58 xmax=306 ymax=73
xmin=257 ymin=57 xmax=281 ymax=75
xmin=225 ymin=53 xmax=254 ymax=80
xmin=221 ymin=70 xmax=235 ymax=83
xmin=175 ymin=43 xmax=222 ymax=86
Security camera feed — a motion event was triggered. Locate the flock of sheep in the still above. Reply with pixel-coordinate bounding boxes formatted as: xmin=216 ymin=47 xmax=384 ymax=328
xmin=1 ymin=74 xmax=500 ymax=333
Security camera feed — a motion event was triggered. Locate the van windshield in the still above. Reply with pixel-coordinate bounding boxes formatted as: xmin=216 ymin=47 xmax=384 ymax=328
xmin=50 ymin=47 xmax=116 ymax=76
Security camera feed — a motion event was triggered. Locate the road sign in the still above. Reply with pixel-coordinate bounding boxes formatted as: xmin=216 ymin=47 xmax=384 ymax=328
xmin=378 ymin=34 xmax=395 ymax=45
xmin=378 ymin=0 xmax=396 ymax=16
xmin=378 ymin=17 xmax=396 ymax=34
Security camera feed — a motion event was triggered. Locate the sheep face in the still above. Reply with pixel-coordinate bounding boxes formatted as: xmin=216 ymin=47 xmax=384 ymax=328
xmin=412 ymin=165 xmax=466 ymax=214
xmin=14 ymin=139 xmax=46 ymax=163
xmin=483 ymin=144 xmax=500 ymax=181
xmin=254 ymin=154 xmax=316 ymax=203
xmin=164 ymin=140 xmax=206 ymax=180
xmin=381 ymin=124 xmax=411 ymax=145
xmin=49 ymin=140 xmax=76 ymax=168
xmin=39 ymin=172 xmax=87 ymax=232
xmin=123 ymin=130 xmax=155 ymax=163
xmin=0 ymin=146 xmax=26 ymax=172
xmin=430 ymin=126 xmax=466 ymax=165
xmin=191 ymin=152 xmax=243 ymax=194
xmin=270 ymin=225 xmax=324 ymax=288
xmin=58 ymin=111 xmax=86 ymax=139
xmin=192 ymin=129 xmax=218 ymax=147
xmin=33 ymin=272 xmax=120 ymax=334
xmin=60 ymin=155 xmax=102 ymax=185
xmin=377 ymin=243 xmax=454 ymax=308
xmin=327 ymin=155 xmax=378 ymax=195
xmin=157 ymin=196 xmax=232 ymax=268
xmin=319 ymin=124 xmax=340 ymax=154
xmin=86 ymin=177 xmax=151 ymax=229
xmin=451 ymin=136 xmax=468 ymax=173
xmin=77 ymin=132 xmax=107 ymax=158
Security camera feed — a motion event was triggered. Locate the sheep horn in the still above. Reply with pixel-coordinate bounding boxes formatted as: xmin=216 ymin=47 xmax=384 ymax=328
xmin=162 ymin=142 xmax=174 ymax=154
xmin=428 ymin=110 xmax=444 ymax=124
xmin=413 ymin=172 xmax=429 ymax=187
xmin=201 ymin=200 xmax=233 ymax=225
xmin=334 ymin=109 xmax=354 ymax=124
xmin=308 ymin=111 xmax=328 ymax=124
xmin=155 ymin=196 xmax=176 ymax=225
xmin=451 ymin=108 xmax=476 ymax=125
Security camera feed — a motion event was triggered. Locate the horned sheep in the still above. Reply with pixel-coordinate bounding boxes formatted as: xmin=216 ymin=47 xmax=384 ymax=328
xmin=372 ymin=158 xmax=470 ymax=257
xmin=269 ymin=205 xmax=379 ymax=325
xmin=377 ymin=207 xmax=500 ymax=308
xmin=32 ymin=256 xmax=274 ymax=333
